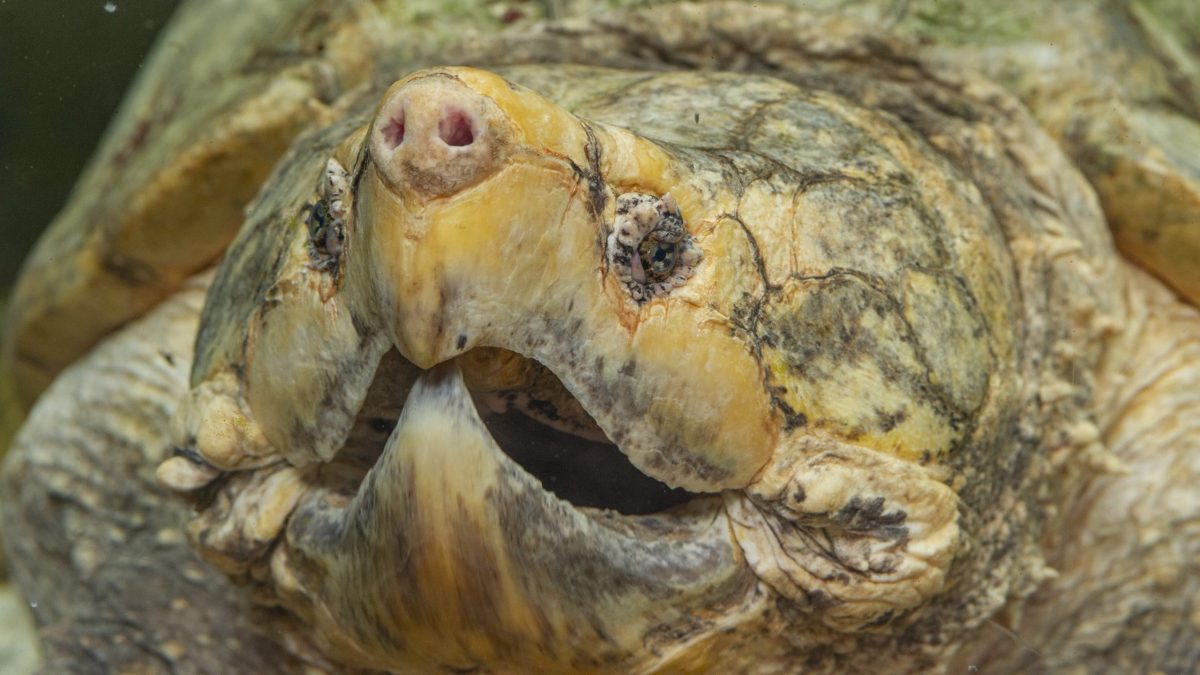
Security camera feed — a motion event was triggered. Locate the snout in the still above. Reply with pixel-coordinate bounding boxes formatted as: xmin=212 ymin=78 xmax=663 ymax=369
xmin=368 ymin=73 xmax=513 ymax=196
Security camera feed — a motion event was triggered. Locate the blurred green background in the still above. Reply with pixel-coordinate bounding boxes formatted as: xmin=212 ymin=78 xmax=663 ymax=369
xmin=0 ymin=0 xmax=181 ymax=293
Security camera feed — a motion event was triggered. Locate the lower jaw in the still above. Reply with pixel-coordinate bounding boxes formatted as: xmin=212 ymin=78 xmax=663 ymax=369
xmin=267 ymin=356 xmax=757 ymax=672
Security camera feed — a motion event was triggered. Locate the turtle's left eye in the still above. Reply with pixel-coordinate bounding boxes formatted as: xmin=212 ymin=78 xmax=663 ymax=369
xmin=606 ymin=192 xmax=701 ymax=302
xmin=639 ymin=237 xmax=678 ymax=280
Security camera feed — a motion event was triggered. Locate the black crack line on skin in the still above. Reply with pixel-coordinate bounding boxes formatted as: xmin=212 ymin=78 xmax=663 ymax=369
xmin=12 ymin=348 xmax=51 ymax=372
xmin=785 ymin=266 xmax=971 ymax=446
xmin=725 ymin=98 xmax=794 ymax=153
xmin=568 ymin=73 xmax=660 ymax=112
xmin=743 ymin=265 xmax=975 ymax=447
xmin=901 ymin=265 xmax=998 ymax=421
xmin=102 ymin=252 xmax=159 ymax=287
xmin=847 ymin=268 xmax=967 ymax=426
xmin=631 ymin=1 xmax=1043 ymax=547
xmin=901 ymin=115 xmax=1038 ymax=460
xmin=581 ymin=121 xmax=609 ymax=216
xmin=807 ymin=71 xmax=1035 ymax=369
xmin=709 ymin=147 xmax=792 ymax=190
xmin=720 ymin=167 xmax=894 ymax=330
xmin=717 ymin=211 xmax=804 ymax=432
xmin=726 ymin=213 xmax=777 ymax=295
xmin=758 ymin=497 xmax=879 ymax=586
xmin=348 ymin=129 xmax=372 ymax=211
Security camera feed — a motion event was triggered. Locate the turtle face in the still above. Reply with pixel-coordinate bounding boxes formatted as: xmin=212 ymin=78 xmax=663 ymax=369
xmin=355 ymin=70 xmax=774 ymax=492
xmin=159 ymin=66 xmax=1020 ymax=671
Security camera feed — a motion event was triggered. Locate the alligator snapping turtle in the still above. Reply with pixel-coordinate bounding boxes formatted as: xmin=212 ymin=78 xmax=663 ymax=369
xmin=2 ymin=1 xmax=1199 ymax=673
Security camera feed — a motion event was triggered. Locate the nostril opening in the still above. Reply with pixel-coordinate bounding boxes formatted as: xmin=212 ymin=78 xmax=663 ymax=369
xmin=438 ymin=107 xmax=475 ymax=147
xmin=382 ymin=111 xmax=405 ymax=148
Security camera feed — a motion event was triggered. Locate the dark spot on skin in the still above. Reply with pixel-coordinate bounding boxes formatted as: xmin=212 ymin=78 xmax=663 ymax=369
xmin=103 ymin=252 xmax=159 ymax=286
xmin=456 ymin=333 xmax=467 ymax=350
xmin=160 ymin=351 xmax=176 ymax=366
xmin=834 ymin=496 xmax=908 ymax=539
xmin=287 ymin=493 xmax=351 ymax=556
xmin=875 ymin=407 xmax=907 ymax=431
xmin=11 ymin=348 xmax=50 ymax=373
xmin=644 ymin=617 xmax=711 ymax=650
xmin=170 ymin=441 xmax=206 ymax=465
xmin=112 ymin=117 xmax=155 ymax=168
xmin=806 ymin=589 xmax=838 ymax=609
xmin=185 ymin=472 xmax=231 ymax=511
xmin=772 ymin=394 xmax=808 ymax=431
xmin=730 ymin=292 xmax=762 ymax=332
xmin=869 ymin=556 xmax=900 ymax=574
xmin=867 ymin=610 xmax=896 ymax=627
xmin=792 ymin=486 xmax=806 ymax=504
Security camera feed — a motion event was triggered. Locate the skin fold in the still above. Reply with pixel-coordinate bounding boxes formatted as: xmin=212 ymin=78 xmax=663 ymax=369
xmin=2 ymin=2 xmax=1198 ymax=673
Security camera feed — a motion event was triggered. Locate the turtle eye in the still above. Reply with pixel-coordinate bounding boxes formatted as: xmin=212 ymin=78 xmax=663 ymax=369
xmin=306 ymin=158 xmax=352 ymax=273
xmin=639 ymin=237 xmax=678 ymax=280
xmin=607 ymin=192 xmax=701 ymax=302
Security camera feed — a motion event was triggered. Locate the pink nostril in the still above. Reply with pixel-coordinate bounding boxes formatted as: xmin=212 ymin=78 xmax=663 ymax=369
xmin=438 ymin=107 xmax=475 ymax=147
xmin=382 ymin=112 xmax=405 ymax=148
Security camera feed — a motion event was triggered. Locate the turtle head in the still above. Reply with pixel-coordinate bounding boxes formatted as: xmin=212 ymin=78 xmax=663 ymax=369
xmin=159 ymin=66 xmax=1016 ymax=672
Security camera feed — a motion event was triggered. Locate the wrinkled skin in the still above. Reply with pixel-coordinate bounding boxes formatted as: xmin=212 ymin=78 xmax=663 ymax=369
xmin=3 ymin=2 xmax=1200 ymax=674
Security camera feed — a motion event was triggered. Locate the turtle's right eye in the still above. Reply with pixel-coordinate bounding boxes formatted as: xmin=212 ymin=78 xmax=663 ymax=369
xmin=606 ymin=192 xmax=701 ymax=302
xmin=306 ymin=158 xmax=352 ymax=272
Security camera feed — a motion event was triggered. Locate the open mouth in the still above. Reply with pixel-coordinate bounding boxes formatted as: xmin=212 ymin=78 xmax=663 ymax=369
xmin=322 ymin=347 xmax=699 ymax=517
xmin=159 ymin=67 xmax=784 ymax=669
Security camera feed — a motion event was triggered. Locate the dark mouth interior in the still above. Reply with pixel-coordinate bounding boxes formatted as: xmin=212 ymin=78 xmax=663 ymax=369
xmin=330 ymin=348 xmax=695 ymax=516
xmin=479 ymin=402 xmax=695 ymax=515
